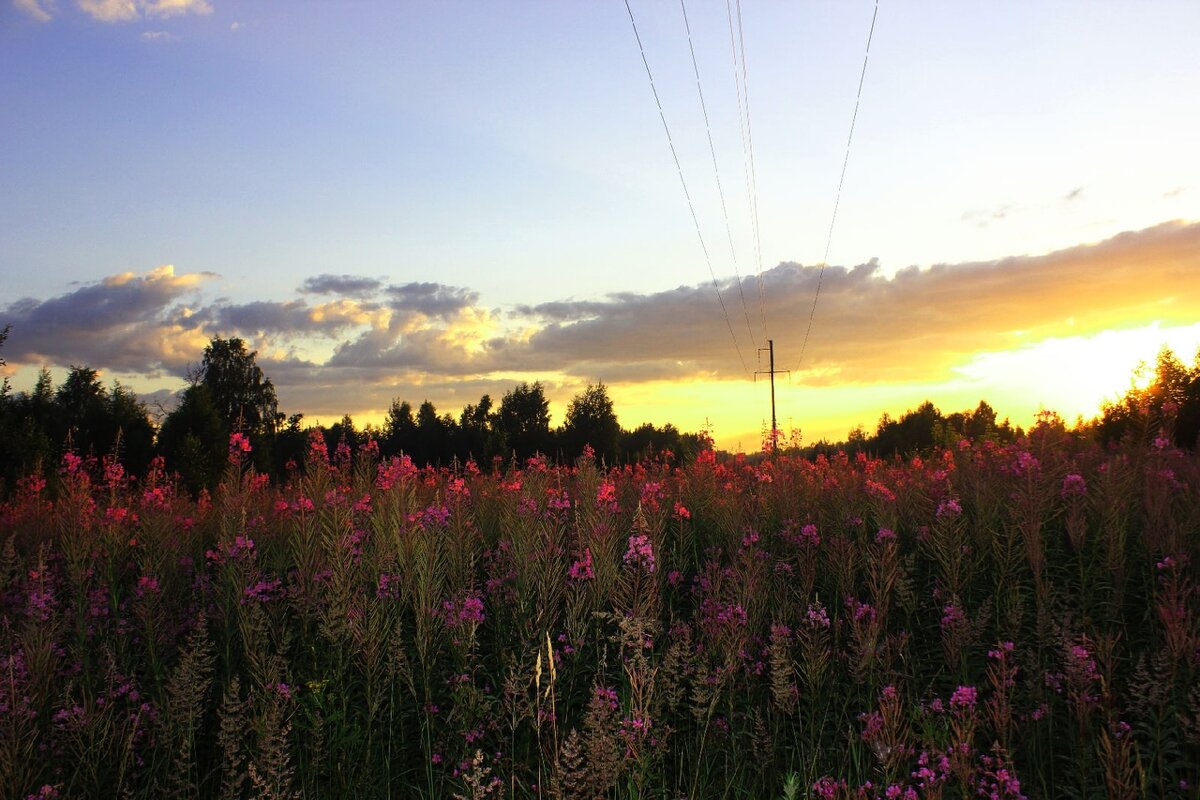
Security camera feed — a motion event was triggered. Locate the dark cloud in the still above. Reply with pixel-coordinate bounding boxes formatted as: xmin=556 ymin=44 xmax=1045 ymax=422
xmin=299 ymin=273 xmax=385 ymax=298
xmin=1064 ymin=187 xmax=1084 ymax=202
xmin=387 ymin=282 xmax=479 ymax=318
xmin=203 ymin=298 xmax=382 ymax=337
xmin=478 ymin=220 xmax=1200 ymax=386
xmin=0 ymin=266 xmax=213 ymax=375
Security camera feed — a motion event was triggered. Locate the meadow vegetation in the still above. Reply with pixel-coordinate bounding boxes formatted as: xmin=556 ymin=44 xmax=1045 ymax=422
xmin=1 ymin=332 xmax=1199 ymax=798
xmin=1 ymin=407 xmax=1198 ymax=799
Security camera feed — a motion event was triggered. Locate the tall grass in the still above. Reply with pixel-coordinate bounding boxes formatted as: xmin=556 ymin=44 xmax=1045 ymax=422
xmin=1 ymin=417 xmax=1197 ymax=799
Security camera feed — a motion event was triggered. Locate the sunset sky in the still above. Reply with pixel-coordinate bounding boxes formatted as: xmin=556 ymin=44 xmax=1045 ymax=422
xmin=3 ymin=1 xmax=1199 ymax=452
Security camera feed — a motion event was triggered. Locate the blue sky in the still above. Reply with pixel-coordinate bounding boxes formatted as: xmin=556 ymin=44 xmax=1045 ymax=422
xmin=3 ymin=1 xmax=1199 ymax=450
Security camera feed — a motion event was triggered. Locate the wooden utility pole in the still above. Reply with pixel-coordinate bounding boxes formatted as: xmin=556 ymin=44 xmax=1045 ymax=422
xmin=755 ymin=339 xmax=790 ymax=451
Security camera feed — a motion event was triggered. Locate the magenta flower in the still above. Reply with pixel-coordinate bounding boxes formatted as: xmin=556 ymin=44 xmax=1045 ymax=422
xmin=936 ymin=498 xmax=962 ymax=519
xmin=568 ymin=547 xmax=595 ymax=581
xmin=950 ymin=685 xmax=977 ymax=710
xmin=229 ymin=432 xmax=252 ymax=457
xmin=623 ymin=533 xmax=656 ymax=573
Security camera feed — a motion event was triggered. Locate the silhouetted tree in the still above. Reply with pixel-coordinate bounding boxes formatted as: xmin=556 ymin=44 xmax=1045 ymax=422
xmin=413 ymin=401 xmax=455 ymax=466
xmin=273 ymin=413 xmax=308 ymax=474
xmin=496 ymin=382 xmax=551 ymax=461
xmin=108 ymin=382 xmax=156 ymax=477
xmin=560 ymin=383 xmax=620 ymax=463
xmin=383 ymin=399 xmax=417 ymax=457
xmin=873 ymin=401 xmax=942 ymax=457
xmin=0 ymin=369 xmax=55 ymax=488
xmin=619 ymin=422 xmax=682 ymax=464
xmin=324 ymin=414 xmax=361 ymax=461
xmin=195 ymin=338 xmax=280 ymax=436
xmin=0 ymin=324 xmax=9 ymax=398
xmin=55 ymin=366 xmax=110 ymax=456
xmin=1099 ymin=346 xmax=1200 ymax=448
xmin=157 ymin=384 xmax=225 ymax=493
xmin=457 ymin=394 xmax=497 ymax=462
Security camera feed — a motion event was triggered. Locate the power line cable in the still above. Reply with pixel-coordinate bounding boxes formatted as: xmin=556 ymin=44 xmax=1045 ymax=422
xmin=678 ymin=0 xmax=756 ymax=351
xmin=796 ymin=0 xmax=879 ymax=373
xmin=727 ymin=0 xmax=768 ymax=343
xmin=623 ymin=0 xmax=751 ymax=376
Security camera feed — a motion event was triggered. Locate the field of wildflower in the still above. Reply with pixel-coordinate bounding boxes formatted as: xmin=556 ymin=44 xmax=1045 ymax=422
xmin=2 ymin=418 xmax=1198 ymax=800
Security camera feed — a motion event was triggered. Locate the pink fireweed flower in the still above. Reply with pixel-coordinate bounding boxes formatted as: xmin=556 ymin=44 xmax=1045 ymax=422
xmin=875 ymin=527 xmax=897 ymax=543
xmin=60 ymin=452 xmax=83 ymax=475
xmin=103 ymin=458 xmax=125 ymax=488
xmin=950 ymin=685 xmax=977 ymax=711
xmin=988 ymin=641 xmax=1015 ymax=660
xmin=422 ymin=504 xmax=451 ymax=528
xmin=441 ymin=594 xmax=486 ymax=628
xmin=812 ymin=777 xmax=845 ymax=799
xmin=804 ymin=603 xmax=831 ymax=629
xmin=673 ymin=501 xmax=691 ymax=520
xmin=376 ymin=454 xmax=417 ymax=490
xmin=135 ymin=576 xmax=160 ymax=598
xmin=639 ymin=481 xmax=664 ymax=511
xmin=459 ymin=595 xmax=485 ymax=624
xmin=1012 ymin=450 xmax=1040 ymax=475
xmin=229 ymin=432 xmax=252 ymax=457
xmin=936 ymin=498 xmax=962 ymax=519
xmin=623 ymin=533 xmax=656 ymax=573
xmin=940 ymin=602 xmax=965 ymax=633
xmin=104 ymin=506 xmax=135 ymax=526
xmin=27 ymin=578 xmax=57 ymax=622
xmin=307 ymin=429 xmax=329 ymax=465
xmin=18 ymin=474 xmax=47 ymax=496
xmin=377 ymin=573 xmax=402 ymax=599
xmin=568 ymin=547 xmax=595 ymax=581
xmin=846 ymin=597 xmax=877 ymax=623
xmin=1060 ymin=473 xmax=1087 ymax=498
xmin=866 ymin=479 xmax=896 ymax=502
xmin=594 ymin=686 xmax=619 ymax=711
xmin=228 ymin=535 xmax=255 ymax=558
xmin=547 ymin=489 xmax=572 ymax=512
xmin=596 ymin=481 xmax=618 ymax=512
xmin=242 ymin=578 xmax=283 ymax=604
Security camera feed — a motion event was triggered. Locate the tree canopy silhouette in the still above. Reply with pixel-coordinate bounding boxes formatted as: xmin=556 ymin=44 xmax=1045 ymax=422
xmin=496 ymin=382 xmax=552 ymax=460
xmin=195 ymin=337 xmax=280 ymax=436
xmin=561 ymin=382 xmax=620 ymax=463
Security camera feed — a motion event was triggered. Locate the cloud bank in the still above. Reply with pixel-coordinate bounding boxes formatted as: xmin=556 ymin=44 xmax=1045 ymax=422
xmin=3 ymin=221 xmax=1198 ymax=421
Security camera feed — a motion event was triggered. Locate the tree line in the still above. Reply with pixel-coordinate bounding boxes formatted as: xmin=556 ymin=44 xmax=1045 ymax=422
xmin=0 ymin=335 xmax=704 ymax=493
xmin=793 ymin=346 xmax=1200 ymax=459
xmin=3 ymin=328 xmax=1199 ymax=493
